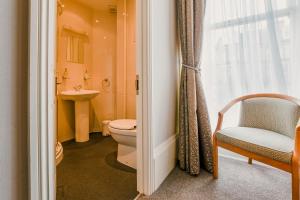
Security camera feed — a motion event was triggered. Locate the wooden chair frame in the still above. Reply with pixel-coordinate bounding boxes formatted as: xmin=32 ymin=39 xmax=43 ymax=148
xmin=212 ymin=93 xmax=300 ymax=200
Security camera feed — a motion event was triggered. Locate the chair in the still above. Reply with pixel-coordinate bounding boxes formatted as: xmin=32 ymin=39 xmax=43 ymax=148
xmin=212 ymin=93 xmax=300 ymax=200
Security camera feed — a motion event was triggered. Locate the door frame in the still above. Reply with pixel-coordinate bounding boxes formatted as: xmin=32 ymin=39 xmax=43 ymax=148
xmin=28 ymin=0 xmax=155 ymax=199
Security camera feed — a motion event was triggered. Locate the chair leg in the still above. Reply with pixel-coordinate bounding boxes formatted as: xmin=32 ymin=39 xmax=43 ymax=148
xmin=292 ymin=159 xmax=300 ymax=200
xmin=248 ymin=158 xmax=252 ymax=165
xmin=213 ymin=137 xmax=218 ymax=179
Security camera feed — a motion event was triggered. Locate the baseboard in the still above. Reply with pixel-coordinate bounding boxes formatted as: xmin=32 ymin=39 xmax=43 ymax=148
xmin=153 ymin=134 xmax=177 ymax=191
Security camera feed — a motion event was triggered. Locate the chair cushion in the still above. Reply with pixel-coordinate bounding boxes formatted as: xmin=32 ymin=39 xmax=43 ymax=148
xmin=216 ymin=127 xmax=294 ymax=163
xmin=239 ymin=97 xmax=300 ymax=139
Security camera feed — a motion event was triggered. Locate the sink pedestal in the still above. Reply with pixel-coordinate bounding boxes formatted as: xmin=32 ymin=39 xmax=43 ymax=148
xmin=75 ymin=101 xmax=90 ymax=142
xmin=60 ymin=90 xmax=99 ymax=143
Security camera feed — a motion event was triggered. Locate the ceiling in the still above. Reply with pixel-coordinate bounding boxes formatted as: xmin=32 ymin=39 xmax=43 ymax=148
xmin=73 ymin=0 xmax=117 ymax=11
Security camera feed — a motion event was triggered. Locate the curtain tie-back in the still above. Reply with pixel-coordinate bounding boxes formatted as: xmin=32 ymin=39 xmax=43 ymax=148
xmin=182 ymin=63 xmax=201 ymax=73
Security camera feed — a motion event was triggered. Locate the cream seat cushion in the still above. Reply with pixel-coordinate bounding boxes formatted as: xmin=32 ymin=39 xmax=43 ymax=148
xmin=216 ymin=127 xmax=294 ymax=164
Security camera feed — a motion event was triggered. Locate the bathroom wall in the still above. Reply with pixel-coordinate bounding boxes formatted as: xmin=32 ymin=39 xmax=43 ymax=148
xmin=90 ymin=10 xmax=117 ymax=132
xmin=57 ymin=0 xmax=93 ymax=142
xmin=125 ymin=0 xmax=137 ymax=119
xmin=91 ymin=0 xmax=136 ymax=132
xmin=57 ymin=0 xmax=136 ymax=141
xmin=0 ymin=0 xmax=29 ymax=199
xmin=116 ymin=0 xmax=136 ymax=120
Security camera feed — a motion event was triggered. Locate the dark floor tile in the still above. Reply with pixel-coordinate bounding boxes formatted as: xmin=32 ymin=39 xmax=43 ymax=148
xmin=57 ymin=133 xmax=138 ymax=200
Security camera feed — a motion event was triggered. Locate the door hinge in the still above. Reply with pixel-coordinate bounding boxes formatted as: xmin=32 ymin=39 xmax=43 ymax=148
xmin=135 ymin=74 xmax=139 ymax=95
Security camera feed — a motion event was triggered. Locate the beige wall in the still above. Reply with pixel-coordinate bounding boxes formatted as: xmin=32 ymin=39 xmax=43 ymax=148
xmin=125 ymin=0 xmax=137 ymax=119
xmin=90 ymin=11 xmax=117 ymax=132
xmin=56 ymin=0 xmax=93 ymax=142
xmin=57 ymin=0 xmax=136 ymax=141
xmin=116 ymin=0 xmax=136 ymax=119
xmin=0 ymin=0 xmax=28 ymax=199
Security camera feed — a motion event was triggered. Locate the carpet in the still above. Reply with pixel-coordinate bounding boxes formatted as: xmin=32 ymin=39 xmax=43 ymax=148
xmin=141 ymin=156 xmax=291 ymax=200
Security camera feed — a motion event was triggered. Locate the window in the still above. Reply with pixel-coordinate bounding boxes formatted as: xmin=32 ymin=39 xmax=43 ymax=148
xmin=202 ymin=0 xmax=300 ymax=127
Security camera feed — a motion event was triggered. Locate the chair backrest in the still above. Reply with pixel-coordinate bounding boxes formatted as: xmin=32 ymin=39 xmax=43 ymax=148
xmin=239 ymin=97 xmax=300 ymax=139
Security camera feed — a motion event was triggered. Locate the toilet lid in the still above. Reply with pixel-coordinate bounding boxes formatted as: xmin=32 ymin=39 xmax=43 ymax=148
xmin=109 ymin=119 xmax=136 ymax=130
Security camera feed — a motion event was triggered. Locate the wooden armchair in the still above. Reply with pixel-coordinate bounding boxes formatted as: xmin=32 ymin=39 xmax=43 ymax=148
xmin=212 ymin=93 xmax=300 ymax=200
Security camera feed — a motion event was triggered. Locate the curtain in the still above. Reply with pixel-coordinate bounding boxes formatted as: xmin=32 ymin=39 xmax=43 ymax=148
xmin=202 ymin=0 xmax=300 ymax=128
xmin=177 ymin=0 xmax=213 ymax=175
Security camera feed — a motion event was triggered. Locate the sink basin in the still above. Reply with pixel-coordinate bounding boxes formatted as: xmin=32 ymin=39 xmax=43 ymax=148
xmin=59 ymin=89 xmax=99 ymax=142
xmin=60 ymin=90 xmax=99 ymax=101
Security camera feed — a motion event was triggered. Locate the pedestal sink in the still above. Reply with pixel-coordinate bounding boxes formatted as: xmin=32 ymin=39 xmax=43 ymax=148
xmin=60 ymin=90 xmax=100 ymax=142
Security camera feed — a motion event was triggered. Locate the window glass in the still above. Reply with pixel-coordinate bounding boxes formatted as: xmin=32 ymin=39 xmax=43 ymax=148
xmin=202 ymin=0 xmax=300 ymax=128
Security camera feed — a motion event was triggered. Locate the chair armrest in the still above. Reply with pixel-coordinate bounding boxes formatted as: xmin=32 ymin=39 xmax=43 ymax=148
xmin=294 ymin=118 xmax=300 ymax=158
xmin=219 ymin=98 xmax=241 ymax=115
xmin=219 ymin=93 xmax=300 ymax=115
xmin=213 ymin=97 xmax=243 ymax=134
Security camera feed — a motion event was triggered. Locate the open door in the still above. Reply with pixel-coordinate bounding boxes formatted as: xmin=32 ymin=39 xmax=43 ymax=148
xmin=29 ymin=0 xmax=178 ymax=199
xmin=136 ymin=0 xmax=179 ymax=195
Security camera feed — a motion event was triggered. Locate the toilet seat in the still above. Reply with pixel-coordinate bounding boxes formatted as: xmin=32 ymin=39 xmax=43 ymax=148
xmin=109 ymin=119 xmax=136 ymax=136
xmin=109 ymin=127 xmax=136 ymax=136
xmin=109 ymin=119 xmax=136 ymax=130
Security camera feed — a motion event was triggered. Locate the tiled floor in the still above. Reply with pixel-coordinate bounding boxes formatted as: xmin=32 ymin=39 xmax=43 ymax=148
xmin=57 ymin=133 xmax=138 ymax=200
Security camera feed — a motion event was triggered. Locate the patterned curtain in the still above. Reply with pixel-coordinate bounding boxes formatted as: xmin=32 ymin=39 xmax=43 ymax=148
xmin=177 ymin=0 xmax=213 ymax=175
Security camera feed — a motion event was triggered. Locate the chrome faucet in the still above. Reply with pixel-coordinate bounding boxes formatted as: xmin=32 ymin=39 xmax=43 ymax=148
xmin=73 ymin=84 xmax=82 ymax=91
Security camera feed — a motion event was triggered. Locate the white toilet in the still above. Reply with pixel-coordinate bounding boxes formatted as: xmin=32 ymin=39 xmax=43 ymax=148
xmin=108 ymin=119 xmax=137 ymax=169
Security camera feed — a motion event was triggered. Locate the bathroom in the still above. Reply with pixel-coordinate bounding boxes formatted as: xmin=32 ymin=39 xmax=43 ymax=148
xmin=55 ymin=0 xmax=138 ymax=199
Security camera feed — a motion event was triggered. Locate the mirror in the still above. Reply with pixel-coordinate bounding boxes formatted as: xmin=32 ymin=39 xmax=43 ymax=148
xmin=66 ymin=35 xmax=84 ymax=64
xmin=63 ymin=26 xmax=88 ymax=64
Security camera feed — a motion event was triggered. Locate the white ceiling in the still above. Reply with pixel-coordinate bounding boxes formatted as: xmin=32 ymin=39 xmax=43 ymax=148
xmin=73 ymin=0 xmax=117 ymax=11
